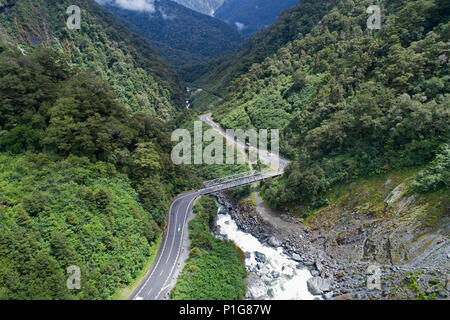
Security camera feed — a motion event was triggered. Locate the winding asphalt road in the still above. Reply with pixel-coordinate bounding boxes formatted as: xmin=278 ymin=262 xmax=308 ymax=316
xmin=200 ymin=113 xmax=290 ymax=170
xmin=131 ymin=191 xmax=198 ymax=300
xmin=131 ymin=114 xmax=289 ymax=300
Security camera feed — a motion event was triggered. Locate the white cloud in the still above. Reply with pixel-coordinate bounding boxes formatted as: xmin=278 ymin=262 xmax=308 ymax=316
xmin=95 ymin=0 xmax=156 ymax=13
xmin=235 ymin=22 xmax=246 ymax=31
xmin=159 ymin=8 xmax=176 ymax=20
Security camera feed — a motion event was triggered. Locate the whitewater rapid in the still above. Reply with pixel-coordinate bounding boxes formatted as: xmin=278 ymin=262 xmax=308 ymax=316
xmin=214 ymin=209 xmax=317 ymax=300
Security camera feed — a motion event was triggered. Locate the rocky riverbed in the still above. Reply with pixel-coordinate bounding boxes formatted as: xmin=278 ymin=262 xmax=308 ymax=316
xmin=214 ymin=210 xmax=317 ymax=300
xmin=213 ymin=191 xmax=450 ymax=300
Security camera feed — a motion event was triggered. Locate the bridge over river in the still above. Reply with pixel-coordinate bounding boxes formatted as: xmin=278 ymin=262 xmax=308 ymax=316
xmin=131 ymin=115 xmax=289 ymax=300
xmin=199 ymin=170 xmax=284 ymax=195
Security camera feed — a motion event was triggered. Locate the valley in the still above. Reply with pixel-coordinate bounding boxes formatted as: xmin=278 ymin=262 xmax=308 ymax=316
xmin=97 ymin=0 xmax=244 ymax=70
xmin=0 ymin=0 xmax=448 ymax=302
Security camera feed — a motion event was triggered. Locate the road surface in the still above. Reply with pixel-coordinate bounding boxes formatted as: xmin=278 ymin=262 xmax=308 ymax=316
xmin=131 ymin=191 xmax=198 ymax=300
xmin=130 ymin=114 xmax=290 ymax=300
xmin=200 ymin=113 xmax=290 ymax=170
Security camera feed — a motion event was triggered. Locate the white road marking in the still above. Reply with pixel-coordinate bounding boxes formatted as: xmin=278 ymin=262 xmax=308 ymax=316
xmin=156 ymin=196 xmax=197 ymax=299
xmin=130 ymin=116 xmax=287 ymax=300
xmin=166 ymin=205 xmax=181 ymax=263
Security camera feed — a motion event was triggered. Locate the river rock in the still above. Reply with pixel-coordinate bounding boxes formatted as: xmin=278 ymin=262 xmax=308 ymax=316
xmin=292 ymin=253 xmax=302 ymax=261
xmin=324 ymin=291 xmax=334 ymax=300
xmin=315 ymin=260 xmax=324 ymax=273
xmin=307 ymin=277 xmax=331 ymax=295
xmin=246 ymin=273 xmax=268 ymax=300
xmin=254 ymin=252 xmax=267 ymax=264
xmin=268 ymin=236 xmax=282 ymax=247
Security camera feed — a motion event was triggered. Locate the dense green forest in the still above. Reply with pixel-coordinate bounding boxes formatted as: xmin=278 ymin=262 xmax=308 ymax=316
xmin=174 ymin=110 xmax=252 ymax=199
xmin=100 ymin=0 xmax=244 ymax=70
xmin=0 ymin=0 xmax=448 ymax=301
xmin=0 ymin=44 xmax=199 ymax=299
xmin=174 ymin=110 xmax=249 ymax=180
xmin=0 ymin=0 xmax=184 ymax=119
xmin=181 ymin=0 xmax=333 ymax=91
xmin=171 ymin=196 xmax=247 ymax=300
xmin=207 ymin=0 xmax=449 ymax=210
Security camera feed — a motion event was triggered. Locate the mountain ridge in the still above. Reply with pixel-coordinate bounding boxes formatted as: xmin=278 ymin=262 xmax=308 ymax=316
xmin=0 ymin=0 xmax=185 ymax=119
xmin=172 ymin=0 xmax=224 ymax=15
xmin=99 ymin=0 xmax=244 ymax=70
xmin=215 ymin=0 xmax=298 ymax=37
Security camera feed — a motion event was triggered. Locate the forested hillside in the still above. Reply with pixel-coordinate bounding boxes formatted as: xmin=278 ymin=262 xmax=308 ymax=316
xmin=99 ymin=0 xmax=244 ymax=70
xmin=0 ymin=43 xmax=199 ymax=299
xmin=215 ymin=0 xmax=298 ymax=37
xmin=182 ymin=0 xmax=334 ymax=94
xmin=208 ymin=0 xmax=449 ymax=210
xmin=0 ymin=0 xmax=184 ymax=119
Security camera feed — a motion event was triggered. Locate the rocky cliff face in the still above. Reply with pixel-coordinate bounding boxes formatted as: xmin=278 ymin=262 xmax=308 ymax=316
xmin=307 ymin=175 xmax=449 ymax=270
xmin=214 ymin=170 xmax=449 ymax=300
xmin=172 ymin=0 xmax=224 ymax=15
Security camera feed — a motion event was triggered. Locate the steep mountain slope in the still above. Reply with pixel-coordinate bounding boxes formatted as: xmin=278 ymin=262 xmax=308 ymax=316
xmin=208 ymin=0 xmax=449 ymax=212
xmin=215 ymin=0 xmax=298 ymax=37
xmin=200 ymin=0 xmax=449 ymax=298
xmin=0 ymin=0 xmax=184 ymax=119
xmin=0 ymin=43 xmax=199 ymax=299
xmin=99 ymin=0 xmax=244 ymax=70
xmin=172 ymin=0 xmax=224 ymax=15
xmin=182 ymin=0 xmax=334 ymax=96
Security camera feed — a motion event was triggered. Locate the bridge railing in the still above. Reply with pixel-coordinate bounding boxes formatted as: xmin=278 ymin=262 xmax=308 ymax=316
xmin=199 ymin=170 xmax=283 ymax=195
xmin=203 ymin=170 xmax=260 ymax=188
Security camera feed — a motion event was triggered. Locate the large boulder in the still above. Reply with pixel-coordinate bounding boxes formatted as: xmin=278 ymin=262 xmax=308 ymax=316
xmin=307 ymin=276 xmax=331 ymax=295
xmin=268 ymin=236 xmax=282 ymax=247
xmin=291 ymin=253 xmax=302 ymax=261
xmin=245 ymin=273 xmax=268 ymax=300
xmin=254 ymin=252 xmax=267 ymax=264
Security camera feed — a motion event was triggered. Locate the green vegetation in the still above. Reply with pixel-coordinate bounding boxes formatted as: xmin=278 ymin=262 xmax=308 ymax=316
xmin=101 ymin=0 xmax=243 ymax=71
xmin=0 ymin=154 xmax=160 ymax=299
xmin=112 ymin=234 xmax=162 ymax=300
xmin=189 ymin=88 xmax=223 ymax=111
xmin=303 ymin=167 xmax=448 ymax=233
xmin=184 ymin=0 xmax=334 ymax=95
xmin=0 ymin=0 xmax=184 ymax=119
xmin=412 ymin=144 xmax=450 ymax=193
xmin=175 ymin=110 xmax=249 ymax=180
xmin=0 ymin=46 xmax=198 ymax=299
xmin=1 ymin=0 xmax=448 ymax=301
xmin=205 ymin=0 xmax=449 ymax=210
xmin=171 ymin=196 xmax=247 ymax=300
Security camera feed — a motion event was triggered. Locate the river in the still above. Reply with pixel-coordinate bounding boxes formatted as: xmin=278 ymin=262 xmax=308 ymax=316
xmin=214 ymin=203 xmax=318 ymax=300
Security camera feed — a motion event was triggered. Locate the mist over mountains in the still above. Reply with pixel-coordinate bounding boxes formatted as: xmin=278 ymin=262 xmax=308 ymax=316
xmin=96 ymin=0 xmax=300 ymax=37
xmin=215 ymin=0 xmax=299 ymax=36
xmin=95 ymin=0 xmax=157 ymax=12
xmin=172 ymin=0 xmax=224 ymax=15
xmin=97 ymin=0 xmax=244 ymax=70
